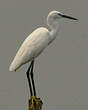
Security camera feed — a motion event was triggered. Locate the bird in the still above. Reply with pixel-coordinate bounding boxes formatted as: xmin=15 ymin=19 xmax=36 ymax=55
xmin=9 ymin=10 xmax=78 ymax=97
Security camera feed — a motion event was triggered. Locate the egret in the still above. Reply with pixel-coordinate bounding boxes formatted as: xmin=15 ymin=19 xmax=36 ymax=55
xmin=9 ymin=11 xmax=78 ymax=96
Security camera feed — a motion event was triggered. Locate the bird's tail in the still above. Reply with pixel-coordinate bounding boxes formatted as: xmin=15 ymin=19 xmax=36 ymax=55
xmin=9 ymin=58 xmax=22 ymax=72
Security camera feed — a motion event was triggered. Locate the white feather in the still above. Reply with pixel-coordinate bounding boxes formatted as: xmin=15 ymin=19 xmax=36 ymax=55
xmin=9 ymin=27 xmax=50 ymax=71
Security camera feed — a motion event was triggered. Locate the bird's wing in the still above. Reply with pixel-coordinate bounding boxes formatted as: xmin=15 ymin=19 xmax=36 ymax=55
xmin=9 ymin=27 xmax=50 ymax=71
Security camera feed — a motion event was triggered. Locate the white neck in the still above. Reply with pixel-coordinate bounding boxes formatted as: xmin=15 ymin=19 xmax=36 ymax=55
xmin=48 ymin=24 xmax=60 ymax=44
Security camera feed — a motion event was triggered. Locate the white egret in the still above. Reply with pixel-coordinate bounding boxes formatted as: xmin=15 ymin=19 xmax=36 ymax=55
xmin=9 ymin=11 xmax=78 ymax=96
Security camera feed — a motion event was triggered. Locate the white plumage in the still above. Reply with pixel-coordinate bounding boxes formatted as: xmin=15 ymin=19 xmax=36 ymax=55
xmin=10 ymin=27 xmax=50 ymax=71
xmin=9 ymin=11 xmax=77 ymax=72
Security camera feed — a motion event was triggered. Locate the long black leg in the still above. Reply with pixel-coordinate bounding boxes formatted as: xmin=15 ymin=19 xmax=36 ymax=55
xmin=30 ymin=60 xmax=36 ymax=96
xmin=26 ymin=62 xmax=33 ymax=96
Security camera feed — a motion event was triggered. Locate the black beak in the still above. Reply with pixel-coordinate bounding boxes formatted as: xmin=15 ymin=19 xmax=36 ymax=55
xmin=59 ymin=13 xmax=78 ymax=20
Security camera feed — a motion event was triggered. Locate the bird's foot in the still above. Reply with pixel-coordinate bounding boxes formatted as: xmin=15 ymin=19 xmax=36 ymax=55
xmin=29 ymin=96 xmax=43 ymax=110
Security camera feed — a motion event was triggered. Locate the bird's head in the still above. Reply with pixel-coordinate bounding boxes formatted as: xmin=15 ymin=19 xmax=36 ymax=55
xmin=47 ymin=10 xmax=78 ymax=29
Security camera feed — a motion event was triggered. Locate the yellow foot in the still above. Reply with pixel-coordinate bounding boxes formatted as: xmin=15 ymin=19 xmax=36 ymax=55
xmin=29 ymin=96 xmax=43 ymax=110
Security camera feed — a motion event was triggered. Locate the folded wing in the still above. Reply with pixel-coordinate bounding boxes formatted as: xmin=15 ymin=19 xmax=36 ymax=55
xmin=9 ymin=27 xmax=50 ymax=71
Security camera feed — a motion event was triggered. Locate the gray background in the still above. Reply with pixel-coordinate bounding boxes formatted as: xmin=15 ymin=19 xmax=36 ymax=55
xmin=0 ymin=0 xmax=88 ymax=110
